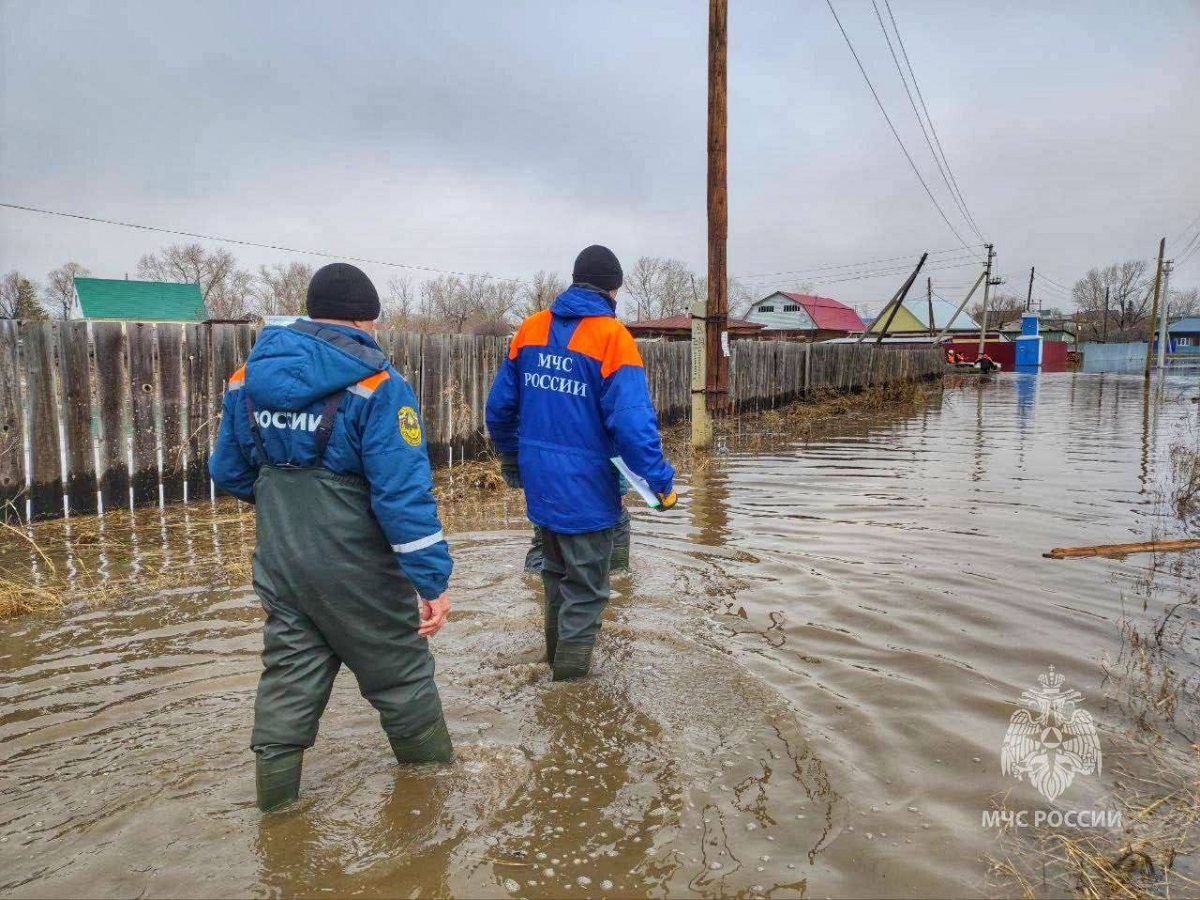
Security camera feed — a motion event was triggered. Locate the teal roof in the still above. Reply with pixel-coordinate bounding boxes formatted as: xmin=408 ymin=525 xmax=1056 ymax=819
xmin=1168 ymin=317 xmax=1200 ymax=334
xmin=74 ymin=277 xmax=206 ymax=321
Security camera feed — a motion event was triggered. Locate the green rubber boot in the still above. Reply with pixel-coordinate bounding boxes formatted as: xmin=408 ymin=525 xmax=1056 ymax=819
xmin=390 ymin=716 xmax=454 ymax=765
xmin=544 ymin=626 xmax=558 ymax=666
xmin=552 ymin=642 xmax=594 ymax=681
xmin=256 ymin=749 xmax=303 ymax=812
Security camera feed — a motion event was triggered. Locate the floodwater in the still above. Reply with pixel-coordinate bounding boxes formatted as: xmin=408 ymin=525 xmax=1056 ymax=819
xmin=2 ymin=374 xmax=1198 ymax=899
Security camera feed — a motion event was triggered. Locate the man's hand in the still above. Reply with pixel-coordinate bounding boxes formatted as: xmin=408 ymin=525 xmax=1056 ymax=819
xmin=500 ymin=454 xmax=522 ymax=489
xmin=419 ymin=593 xmax=450 ymax=638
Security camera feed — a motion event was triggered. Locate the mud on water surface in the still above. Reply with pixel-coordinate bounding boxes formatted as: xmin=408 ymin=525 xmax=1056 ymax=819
xmin=1 ymin=374 xmax=1198 ymax=898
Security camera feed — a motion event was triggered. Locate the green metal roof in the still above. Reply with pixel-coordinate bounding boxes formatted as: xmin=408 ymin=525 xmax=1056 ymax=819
xmin=74 ymin=277 xmax=206 ymax=321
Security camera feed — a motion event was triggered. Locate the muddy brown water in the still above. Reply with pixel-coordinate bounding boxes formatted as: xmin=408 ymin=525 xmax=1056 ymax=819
xmin=2 ymin=374 xmax=1197 ymax=899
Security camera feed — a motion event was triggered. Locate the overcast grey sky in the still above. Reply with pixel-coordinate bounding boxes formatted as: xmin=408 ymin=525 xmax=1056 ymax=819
xmin=2 ymin=0 xmax=1198 ymax=315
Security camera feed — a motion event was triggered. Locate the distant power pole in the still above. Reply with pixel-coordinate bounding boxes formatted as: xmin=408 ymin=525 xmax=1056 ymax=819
xmin=927 ymin=276 xmax=934 ymax=337
xmin=1143 ymin=237 xmax=1165 ymax=379
xmin=1156 ymin=258 xmax=1173 ymax=374
xmin=1102 ymin=286 xmax=1109 ymax=342
xmin=1026 ymin=266 xmax=1035 ymax=312
xmin=976 ymin=243 xmax=996 ymax=356
xmin=694 ymin=0 xmax=728 ymax=448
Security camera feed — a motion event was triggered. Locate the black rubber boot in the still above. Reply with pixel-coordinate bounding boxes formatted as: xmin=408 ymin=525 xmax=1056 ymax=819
xmin=552 ymin=642 xmax=594 ymax=681
xmin=544 ymin=626 xmax=558 ymax=666
xmin=256 ymin=749 xmax=303 ymax=812
xmin=389 ymin=716 xmax=454 ymax=764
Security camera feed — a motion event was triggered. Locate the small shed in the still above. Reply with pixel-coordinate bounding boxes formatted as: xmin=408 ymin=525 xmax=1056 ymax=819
xmin=1168 ymin=317 xmax=1200 ymax=348
xmin=743 ymin=292 xmax=865 ymax=341
xmin=626 ymin=313 xmax=764 ymax=341
xmin=74 ymin=277 xmax=206 ymax=322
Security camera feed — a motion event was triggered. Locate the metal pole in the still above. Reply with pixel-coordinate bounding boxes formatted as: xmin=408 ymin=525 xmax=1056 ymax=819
xmin=927 ymin=276 xmax=934 ymax=337
xmin=1026 ymin=266 xmax=1034 ymax=312
xmin=1143 ymin=237 xmax=1165 ymax=379
xmin=695 ymin=0 xmax=727 ymax=448
xmin=1156 ymin=259 xmax=1172 ymax=375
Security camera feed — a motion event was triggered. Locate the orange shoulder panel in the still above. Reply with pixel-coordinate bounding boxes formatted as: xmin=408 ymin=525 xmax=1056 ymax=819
xmin=228 ymin=364 xmax=246 ymax=386
xmin=509 ymin=309 xmax=553 ymax=359
xmin=357 ymin=370 xmax=391 ymax=391
xmin=568 ymin=317 xmax=643 ymax=378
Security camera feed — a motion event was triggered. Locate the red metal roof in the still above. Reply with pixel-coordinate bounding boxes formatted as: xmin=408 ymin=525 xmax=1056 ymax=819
xmin=627 ymin=313 xmax=764 ymax=334
xmin=776 ymin=293 xmax=865 ymax=332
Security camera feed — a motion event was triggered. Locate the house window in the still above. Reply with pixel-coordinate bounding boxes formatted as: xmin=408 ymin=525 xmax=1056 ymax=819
xmin=759 ymin=305 xmax=775 ymax=313
xmin=783 ymin=303 xmax=800 ymax=312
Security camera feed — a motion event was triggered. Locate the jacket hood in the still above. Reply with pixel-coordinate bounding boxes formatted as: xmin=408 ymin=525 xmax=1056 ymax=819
xmin=550 ymin=284 xmax=616 ymax=319
xmin=244 ymin=320 xmax=388 ymax=411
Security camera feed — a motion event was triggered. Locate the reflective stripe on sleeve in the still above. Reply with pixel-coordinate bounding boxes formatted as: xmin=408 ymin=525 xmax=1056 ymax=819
xmin=393 ymin=530 xmax=444 ymax=554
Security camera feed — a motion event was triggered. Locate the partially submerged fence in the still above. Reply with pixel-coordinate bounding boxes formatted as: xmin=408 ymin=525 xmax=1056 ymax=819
xmin=0 ymin=321 xmax=941 ymax=521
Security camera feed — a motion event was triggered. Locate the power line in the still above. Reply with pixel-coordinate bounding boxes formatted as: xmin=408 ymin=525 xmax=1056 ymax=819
xmin=735 ymin=245 xmax=982 ymax=281
xmin=0 ymin=201 xmax=508 ymax=281
xmin=871 ymin=0 xmax=984 ymax=243
xmin=752 ymin=257 xmax=981 ymax=291
xmin=882 ymin=0 xmax=985 ymax=242
xmin=823 ymin=0 xmax=974 ymax=250
xmin=1170 ymin=210 xmax=1200 ymax=246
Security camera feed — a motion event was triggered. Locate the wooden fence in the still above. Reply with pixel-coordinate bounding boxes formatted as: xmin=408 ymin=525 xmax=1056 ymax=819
xmin=0 ymin=321 xmax=941 ymax=522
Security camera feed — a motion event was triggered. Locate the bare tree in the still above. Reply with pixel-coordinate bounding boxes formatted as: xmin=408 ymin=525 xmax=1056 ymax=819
xmin=254 ymin=262 xmax=312 ymax=316
xmin=1165 ymin=285 xmax=1200 ymax=319
xmin=419 ymin=274 xmax=518 ymax=334
xmin=137 ymin=243 xmax=254 ymax=318
xmin=624 ymin=257 xmax=695 ymax=321
xmin=968 ymin=292 xmax=1026 ymax=330
xmin=0 ymin=271 xmax=48 ymax=320
xmin=1072 ymin=260 xmax=1153 ymax=341
xmin=44 ymin=262 xmax=91 ymax=320
xmin=692 ymin=276 xmax=757 ymax=318
xmin=518 ymin=270 xmax=566 ymax=319
xmin=379 ymin=275 xmax=419 ymax=331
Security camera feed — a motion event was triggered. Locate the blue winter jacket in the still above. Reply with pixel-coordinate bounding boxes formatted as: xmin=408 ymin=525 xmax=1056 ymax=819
xmin=485 ymin=285 xmax=674 ymax=534
xmin=208 ymin=320 xmax=452 ymax=600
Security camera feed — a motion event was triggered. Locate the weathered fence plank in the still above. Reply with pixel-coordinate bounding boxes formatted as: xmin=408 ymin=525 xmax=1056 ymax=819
xmin=0 ymin=321 xmax=26 ymax=521
xmin=58 ymin=321 xmax=97 ymax=515
xmin=92 ymin=322 xmax=129 ymax=511
xmin=127 ymin=323 xmax=160 ymax=507
xmin=184 ymin=324 xmax=212 ymax=500
xmin=158 ymin=325 xmax=186 ymax=502
xmin=24 ymin=322 xmax=63 ymax=519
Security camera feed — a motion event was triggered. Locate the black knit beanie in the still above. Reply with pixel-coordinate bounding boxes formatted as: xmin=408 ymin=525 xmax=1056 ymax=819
xmin=306 ymin=263 xmax=381 ymax=321
xmin=572 ymin=245 xmax=623 ymax=292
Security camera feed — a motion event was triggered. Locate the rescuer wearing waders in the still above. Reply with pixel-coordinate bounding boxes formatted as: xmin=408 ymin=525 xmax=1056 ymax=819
xmin=209 ymin=263 xmax=454 ymax=812
xmin=486 ymin=245 xmax=676 ymax=680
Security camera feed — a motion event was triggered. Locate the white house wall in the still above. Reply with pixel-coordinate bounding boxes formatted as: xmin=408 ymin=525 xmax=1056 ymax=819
xmin=745 ymin=293 xmax=818 ymax=331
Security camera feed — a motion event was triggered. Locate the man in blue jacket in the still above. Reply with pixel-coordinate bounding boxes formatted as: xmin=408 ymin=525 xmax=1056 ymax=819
xmin=486 ymin=245 xmax=676 ymax=681
xmin=210 ymin=263 xmax=454 ymax=812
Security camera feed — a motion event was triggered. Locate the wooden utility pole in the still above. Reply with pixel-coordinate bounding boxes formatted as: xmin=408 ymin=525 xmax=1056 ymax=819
xmin=868 ymin=254 xmax=927 ymax=344
xmin=1143 ymin=237 xmax=1165 ymax=379
xmin=1026 ymin=266 xmax=1035 ymax=312
xmin=976 ymin=243 xmax=995 ymax=355
xmin=694 ymin=0 xmax=728 ymax=448
xmin=927 ymin=277 xmax=934 ymax=337
xmin=1157 ymin=258 xmax=1173 ymax=374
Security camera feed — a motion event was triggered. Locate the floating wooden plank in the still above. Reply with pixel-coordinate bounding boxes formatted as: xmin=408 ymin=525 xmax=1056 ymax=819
xmin=1044 ymin=540 xmax=1200 ymax=560
xmin=127 ymin=323 xmax=160 ymax=507
xmin=92 ymin=322 xmax=129 ymax=512
xmin=58 ymin=320 xmax=98 ymax=515
xmin=0 ymin=320 xmax=26 ymax=521
xmin=158 ymin=324 xmax=186 ymax=502
xmin=184 ymin=324 xmax=212 ymax=500
xmin=23 ymin=321 xmax=63 ymax=519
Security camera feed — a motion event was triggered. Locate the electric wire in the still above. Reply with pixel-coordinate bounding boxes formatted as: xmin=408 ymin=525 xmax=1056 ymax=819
xmin=871 ymin=0 xmax=984 ymax=243
xmin=735 ymin=245 xmax=983 ymax=281
xmin=823 ymin=0 xmax=974 ymax=250
xmin=882 ymin=0 xmax=985 ymax=242
xmin=0 ymin=201 xmax=510 ymax=281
